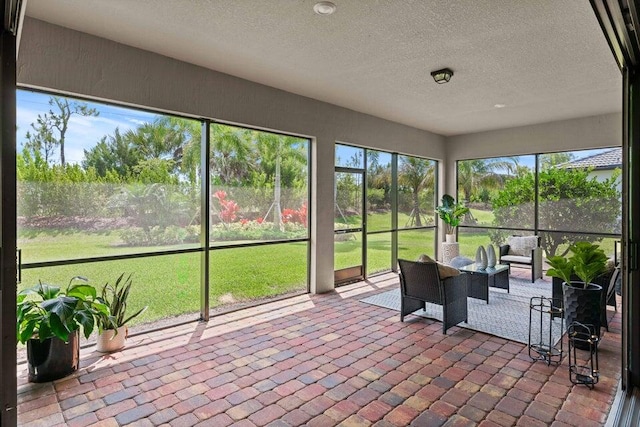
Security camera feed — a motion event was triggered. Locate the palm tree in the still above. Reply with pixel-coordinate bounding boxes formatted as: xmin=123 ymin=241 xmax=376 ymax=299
xmin=210 ymin=124 xmax=252 ymax=185
xmin=157 ymin=117 xmax=201 ymax=184
xmin=124 ymin=119 xmax=184 ymax=161
xmin=398 ymin=157 xmax=435 ymax=227
xmin=253 ymin=132 xmax=307 ymax=229
xmin=457 ymin=157 xmax=519 ymax=203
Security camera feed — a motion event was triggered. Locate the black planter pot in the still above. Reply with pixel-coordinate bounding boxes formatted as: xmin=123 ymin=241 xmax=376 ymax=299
xmin=563 ymin=282 xmax=602 ymax=349
xmin=27 ymin=331 xmax=79 ymax=383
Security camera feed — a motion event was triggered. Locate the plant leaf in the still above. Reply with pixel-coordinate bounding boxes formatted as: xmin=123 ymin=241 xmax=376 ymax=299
xmin=67 ymin=284 xmax=97 ymax=300
xmin=48 ymin=313 xmax=70 ymax=342
xmin=75 ymin=311 xmax=95 ymax=339
xmin=41 ymin=296 xmax=77 ymax=324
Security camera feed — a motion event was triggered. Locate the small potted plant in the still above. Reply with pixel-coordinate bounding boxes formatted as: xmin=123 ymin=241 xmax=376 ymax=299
xmin=17 ymin=276 xmax=109 ymax=382
xmin=546 ymin=241 xmax=608 ymax=339
xmin=435 ymin=194 xmax=469 ymax=243
xmin=96 ymin=273 xmax=147 ymax=353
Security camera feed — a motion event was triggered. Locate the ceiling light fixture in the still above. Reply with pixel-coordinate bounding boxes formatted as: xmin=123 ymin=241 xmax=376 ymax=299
xmin=430 ymin=68 xmax=453 ymax=84
xmin=494 ymin=103 xmax=506 ymax=108
xmin=313 ymin=1 xmax=337 ymax=15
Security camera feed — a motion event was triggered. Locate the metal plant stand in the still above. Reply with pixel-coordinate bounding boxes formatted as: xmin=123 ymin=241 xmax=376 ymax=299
xmin=567 ymin=322 xmax=600 ymax=389
xmin=528 ymin=296 xmax=563 ymax=365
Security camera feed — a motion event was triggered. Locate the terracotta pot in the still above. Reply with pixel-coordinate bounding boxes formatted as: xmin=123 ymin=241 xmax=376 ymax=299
xmin=96 ymin=326 xmax=128 ymax=353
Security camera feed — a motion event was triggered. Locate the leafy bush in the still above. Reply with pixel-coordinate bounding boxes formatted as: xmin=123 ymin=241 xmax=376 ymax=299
xmin=120 ymin=225 xmax=199 ymax=246
xmin=492 ymin=167 xmax=620 ymax=257
xmin=17 ymin=150 xmax=120 ymax=219
xmin=211 ymin=220 xmax=306 ymax=241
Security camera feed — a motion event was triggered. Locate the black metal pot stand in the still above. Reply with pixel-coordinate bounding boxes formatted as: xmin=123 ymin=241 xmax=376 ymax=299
xmin=567 ymin=322 xmax=600 ymax=388
xmin=528 ymin=296 xmax=564 ymax=365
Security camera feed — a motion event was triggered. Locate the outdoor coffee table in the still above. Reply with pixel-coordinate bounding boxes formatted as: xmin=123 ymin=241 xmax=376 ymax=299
xmin=459 ymin=263 xmax=510 ymax=303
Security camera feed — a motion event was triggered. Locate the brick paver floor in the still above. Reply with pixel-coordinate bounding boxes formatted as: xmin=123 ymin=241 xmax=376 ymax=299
xmin=17 ymin=267 xmax=621 ymax=426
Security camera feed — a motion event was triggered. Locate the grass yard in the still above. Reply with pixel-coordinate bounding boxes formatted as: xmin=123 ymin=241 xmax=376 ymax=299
xmin=467 ymin=208 xmax=495 ymax=226
xmin=19 ymin=210 xmax=617 ymax=333
xmin=21 ymin=242 xmax=309 ymax=328
xmin=19 ymin=212 xmax=437 ymax=329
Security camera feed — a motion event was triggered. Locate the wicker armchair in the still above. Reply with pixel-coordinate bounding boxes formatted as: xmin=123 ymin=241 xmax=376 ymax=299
xmin=398 ymin=259 xmax=468 ymax=334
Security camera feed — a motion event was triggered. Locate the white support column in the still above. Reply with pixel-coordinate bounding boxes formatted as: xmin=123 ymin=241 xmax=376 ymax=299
xmin=310 ymin=136 xmax=335 ymax=294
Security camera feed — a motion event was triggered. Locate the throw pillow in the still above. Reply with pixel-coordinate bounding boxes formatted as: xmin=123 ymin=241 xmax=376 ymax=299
xmin=417 ymin=254 xmax=435 ymax=263
xmin=521 ymin=236 xmax=538 ymax=253
xmin=416 ymin=254 xmax=460 ymax=279
xmin=437 ymin=262 xmax=461 ymax=279
xmin=507 ymin=236 xmax=537 ymax=256
xmin=507 ymin=236 xmax=525 ymax=256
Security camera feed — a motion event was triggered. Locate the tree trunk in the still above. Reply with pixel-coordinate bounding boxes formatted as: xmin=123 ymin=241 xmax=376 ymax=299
xmin=413 ymin=191 xmax=422 ymax=227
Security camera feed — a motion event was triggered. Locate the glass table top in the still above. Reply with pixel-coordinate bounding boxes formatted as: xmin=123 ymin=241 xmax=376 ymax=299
xmin=458 ymin=263 xmax=509 ymax=274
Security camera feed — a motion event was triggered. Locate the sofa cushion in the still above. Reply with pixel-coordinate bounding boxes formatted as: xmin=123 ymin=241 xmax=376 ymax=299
xmin=501 ymin=254 xmax=532 ymax=264
xmin=417 ymin=254 xmax=460 ymax=279
xmin=507 ymin=236 xmax=538 ymax=256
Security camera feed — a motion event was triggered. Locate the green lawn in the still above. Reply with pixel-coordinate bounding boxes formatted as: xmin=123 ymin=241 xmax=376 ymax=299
xmin=19 ymin=212 xmax=438 ymax=327
xmin=19 ymin=211 xmax=617 ymax=330
xmin=21 ymin=242 xmax=309 ymax=328
xmin=467 ymin=208 xmax=495 ymax=226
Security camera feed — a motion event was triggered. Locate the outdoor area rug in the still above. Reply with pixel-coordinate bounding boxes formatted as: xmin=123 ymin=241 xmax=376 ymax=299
xmin=360 ymin=277 xmax=564 ymax=345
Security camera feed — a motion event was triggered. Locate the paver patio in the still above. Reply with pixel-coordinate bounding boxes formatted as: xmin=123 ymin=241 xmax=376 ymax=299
xmin=16 ymin=267 xmax=621 ymax=426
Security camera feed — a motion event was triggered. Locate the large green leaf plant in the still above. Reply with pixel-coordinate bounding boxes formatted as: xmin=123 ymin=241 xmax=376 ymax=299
xmin=546 ymin=241 xmax=608 ymax=289
xmin=17 ymin=276 xmax=110 ymax=344
xmin=435 ymin=194 xmax=470 ymax=235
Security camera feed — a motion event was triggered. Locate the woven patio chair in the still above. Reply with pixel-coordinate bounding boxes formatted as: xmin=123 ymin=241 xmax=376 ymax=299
xmin=398 ymin=259 xmax=469 ymax=334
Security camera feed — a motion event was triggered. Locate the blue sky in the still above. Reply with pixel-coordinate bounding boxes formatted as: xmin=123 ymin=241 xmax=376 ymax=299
xmin=17 ymin=90 xmax=159 ymax=165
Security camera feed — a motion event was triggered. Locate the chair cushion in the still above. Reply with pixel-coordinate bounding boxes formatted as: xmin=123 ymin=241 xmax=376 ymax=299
xmin=501 ymin=254 xmax=532 ymax=264
xmin=417 ymin=254 xmax=460 ymax=279
xmin=507 ymin=236 xmax=538 ymax=256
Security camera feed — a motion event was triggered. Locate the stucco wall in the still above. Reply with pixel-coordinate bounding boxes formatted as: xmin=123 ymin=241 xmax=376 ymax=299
xmin=17 ymin=18 xmax=446 ymax=293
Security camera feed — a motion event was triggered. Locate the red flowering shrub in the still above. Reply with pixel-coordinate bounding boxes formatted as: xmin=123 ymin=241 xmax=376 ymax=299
xmin=281 ymin=203 xmax=307 ymax=226
xmin=213 ymin=190 xmax=239 ymax=223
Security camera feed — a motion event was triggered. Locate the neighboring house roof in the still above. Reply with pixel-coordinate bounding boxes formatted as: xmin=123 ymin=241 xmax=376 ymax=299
xmin=561 ymin=147 xmax=622 ymax=170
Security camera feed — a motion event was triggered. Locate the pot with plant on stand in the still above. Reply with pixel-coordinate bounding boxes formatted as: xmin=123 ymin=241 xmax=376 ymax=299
xmin=435 ymin=194 xmax=470 ymax=264
xmin=17 ymin=276 xmax=109 ymax=383
xmin=546 ymin=241 xmax=608 ymax=347
xmin=96 ymin=273 xmax=147 ymax=353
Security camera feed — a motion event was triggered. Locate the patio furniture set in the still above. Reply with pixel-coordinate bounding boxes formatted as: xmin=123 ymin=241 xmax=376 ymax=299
xmin=398 ymin=235 xmax=616 ymax=336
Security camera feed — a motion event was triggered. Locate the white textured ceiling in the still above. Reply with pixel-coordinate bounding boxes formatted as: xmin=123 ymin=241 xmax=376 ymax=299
xmin=25 ymin=0 xmax=621 ymax=136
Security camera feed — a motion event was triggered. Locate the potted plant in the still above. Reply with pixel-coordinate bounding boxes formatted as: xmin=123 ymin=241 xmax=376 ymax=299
xmin=546 ymin=241 xmax=608 ymax=341
xmin=17 ymin=276 xmax=109 ymax=382
xmin=96 ymin=273 xmax=147 ymax=353
xmin=435 ymin=194 xmax=469 ymax=243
